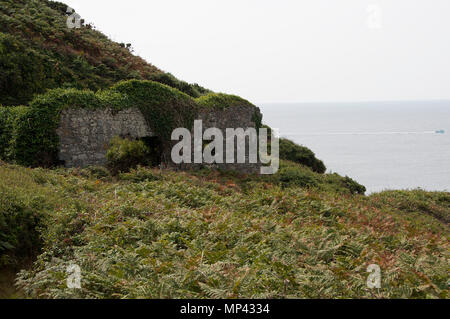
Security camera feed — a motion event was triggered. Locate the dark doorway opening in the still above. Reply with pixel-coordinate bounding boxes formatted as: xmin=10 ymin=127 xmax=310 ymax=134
xmin=140 ymin=136 xmax=163 ymax=167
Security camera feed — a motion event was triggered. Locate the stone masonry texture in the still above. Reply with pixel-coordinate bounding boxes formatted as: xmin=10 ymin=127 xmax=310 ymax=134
xmin=56 ymin=108 xmax=153 ymax=167
xmin=56 ymin=105 xmax=263 ymax=174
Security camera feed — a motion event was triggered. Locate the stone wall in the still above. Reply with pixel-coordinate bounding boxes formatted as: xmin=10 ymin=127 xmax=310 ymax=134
xmin=56 ymin=108 xmax=153 ymax=167
xmin=174 ymin=105 xmax=263 ymax=174
xmin=56 ymin=105 xmax=263 ymax=174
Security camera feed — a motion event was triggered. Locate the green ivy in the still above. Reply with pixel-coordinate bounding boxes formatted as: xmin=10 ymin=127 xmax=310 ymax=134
xmin=195 ymin=93 xmax=254 ymax=110
xmin=0 ymin=106 xmax=12 ymax=159
xmin=0 ymin=184 xmax=45 ymax=267
xmin=0 ymin=106 xmax=30 ymax=162
xmin=1 ymin=79 xmax=262 ymax=167
xmin=110 ymin=80 xmax=199 ymax=142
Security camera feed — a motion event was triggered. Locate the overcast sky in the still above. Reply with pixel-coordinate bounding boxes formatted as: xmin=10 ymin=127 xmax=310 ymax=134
xmin=60 ymin=0 xmax=450 ymax=103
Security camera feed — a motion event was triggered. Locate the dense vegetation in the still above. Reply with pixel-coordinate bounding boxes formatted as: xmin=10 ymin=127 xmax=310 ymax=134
xmin=106 ymin=137 xmax=152 ymax=175
xmin=0 ymin=0 xmax=209 ymax=106
xmin=0 ymin=0 xmax=448 ymax=300
xmin=261 ymin=125 xmax=327 ymax=176
xmin=196 ymin=93 xmax=255 ymax=110
xmin=0 ymin=80 xmax=266 ymax=167
xmin=0 ymin=0 xmax=315 ymax=172
xmin=279 ymin=138 xmax=326 ymax=174
xmin=110 ymin=80 xmax=198 ymax=142
xmin=0 ymin=162 xmax=446 ymax=298
xmin=147 ymin=73 xmax=211 ymax=98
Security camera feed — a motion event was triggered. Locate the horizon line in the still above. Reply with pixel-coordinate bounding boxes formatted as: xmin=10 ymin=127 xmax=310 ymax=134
xmin=256 ymin=98 xmax=450 ymax=105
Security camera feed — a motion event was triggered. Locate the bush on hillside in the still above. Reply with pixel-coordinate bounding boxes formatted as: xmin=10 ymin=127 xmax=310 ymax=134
xmin=0 ymin=186 xmax=45 ymax=267
xmin=148 ymin=73 xmax=211 ymax=98
xmin=106 ymin=137 xmax=151 ymax=175
xmin=341 ymin=176 xmax=366 ymax=195
xmin=195 ymin=93 xmax=255 ymax=110
xmin=320 ymin=172 xmax=366 ymax=195
xmin=0 ymin=106 xmax=38 ymax=165
xmin=0 ymin=32 xmax=59 ymax=106
xmin=0 ymin=106 xmax=12 ymax=159
xmin=277 ymin=165 xmax=318 ymax=188
xmin=279 ymin=138 xmax=326 ymax=174
xmin=262 ymin=160 xmax=365 ymax=195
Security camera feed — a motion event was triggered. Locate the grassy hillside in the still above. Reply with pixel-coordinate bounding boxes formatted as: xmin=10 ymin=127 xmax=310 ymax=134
xmin=0 ymin=162 xmax=447 ymax=299
xmin=0 ymin=0 xmax=327 ymax=172
xmin=0 ymin=0 xmax=209 ymax=106
xmin=0 ymin=1 xmax=448 ymax=300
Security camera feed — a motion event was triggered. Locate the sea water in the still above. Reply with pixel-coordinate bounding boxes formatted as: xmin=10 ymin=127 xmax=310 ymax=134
xmin=259 ymin=101 xmax=450 ymax=194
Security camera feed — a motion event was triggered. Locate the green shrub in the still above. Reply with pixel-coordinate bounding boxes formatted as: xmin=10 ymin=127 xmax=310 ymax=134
xmin=277 ymin=165 xmax=317 ymax=188
xmin=262 ymin=160 xmax=366 ymax=195
xmin=106 ymin=137 xmax=151 ymax=174
xmin=322 ymin=173 xmax=366 ymax=195
xmin=341 ymin=176 xmax=366 ymax=195
xmin=0 ymin=186 xmax=44 ymax=267
xmin=0 ymin=106 xmax=12 ymax=159
xmin=0 ymin=32 xmax=58 ymax=106
xmin=0 ymin=106 xmax=30 ymax=161
xmin=148 ymin=72 xmax=211 ymax=98
xmin=195 ymin=93 xmax=254 ymax=110
xmin=110 ymin=80 xmax=198 ymax=141
xmin=7 ymin=105 xmax=58 ymax=167
xmin=0 ymin=106 xmax=34 ymax=164
xmin=279 ymin=138 xmax=326 ymax=174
